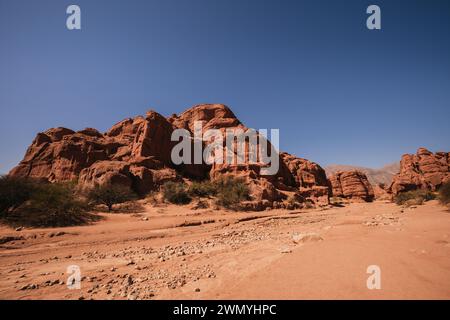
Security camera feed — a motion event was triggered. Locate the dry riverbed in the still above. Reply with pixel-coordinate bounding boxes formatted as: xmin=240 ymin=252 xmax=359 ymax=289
xmin=0 ymin=200 xmax=449 ymax=300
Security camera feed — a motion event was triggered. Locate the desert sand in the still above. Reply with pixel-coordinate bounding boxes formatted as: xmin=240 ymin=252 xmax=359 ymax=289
xmin=0 ymin=200 xmax=449 ymax=300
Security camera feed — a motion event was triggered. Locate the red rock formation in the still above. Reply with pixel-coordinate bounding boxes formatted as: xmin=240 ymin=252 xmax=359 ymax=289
xmin=279 ymin=152 xmax=329 ymax=205
xmin=9 ymin=103 xmax=331 ymax=208
xmin=10 ymin=111 xmax=179 ymax=196
xmin=373 ymin=184 xmax=392 ymax=201
xmin=389 ymin=148 xmax=450 ymax=195
xmin=329 ymin=170 xmax=374 ymax=202
xmin=169 ymin=104 xmax=329 ymax=207
xmin=168 ymin=104 xmax=243 ymax=132
xmin=9 ymin=127 xmax=113 ymax=182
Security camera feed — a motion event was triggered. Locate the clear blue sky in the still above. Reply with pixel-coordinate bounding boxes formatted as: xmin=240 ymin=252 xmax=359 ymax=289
xmin=1 ymin=0 xmax=449 ymax=174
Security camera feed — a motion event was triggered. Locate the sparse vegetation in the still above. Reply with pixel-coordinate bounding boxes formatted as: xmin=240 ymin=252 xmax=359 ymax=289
xmin=395 ymin=189 xmax=436 ymax=206
xmin=438 ymin=182 xmax=450 ymax=205
xmin=1 ymin=182 xmax=97 ymax=228
xmin=161 ymin=176 xmax=250 ymax=209
xmin=162 ymin=181 xmax=192 ymax=204
xmin=188 ymin=180 xmax=218 ymax=198
xmin=88 ymin=184 xmax=137 ymax=212
xmin=0 ymin=176 xmax=36 ymax=216
xmin=213 ymin=176 xmax=249 ymax=210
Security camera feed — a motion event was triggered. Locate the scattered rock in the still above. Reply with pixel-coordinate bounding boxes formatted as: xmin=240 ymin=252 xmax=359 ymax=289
xmin=0 ymin=236 xmax=24 ymax=245
xmin=292 ymin=232 xmax=323 ymax=243
xmin=280 ymin=247 xmax=292 ymax=253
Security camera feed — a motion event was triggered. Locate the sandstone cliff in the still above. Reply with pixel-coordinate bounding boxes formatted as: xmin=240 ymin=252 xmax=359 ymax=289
xmin=389 ymin=148 xmax=450 ymax=195
xmin=9 ymin=104 xmax=333 ymax=209
xmin=328 ymin=170 xmax=375 ymax=202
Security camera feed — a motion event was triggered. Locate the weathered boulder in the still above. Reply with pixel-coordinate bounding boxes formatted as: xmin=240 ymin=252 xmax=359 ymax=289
xmin=280 ymin=152 xmax=328 ymax=188
xmin=329 ymin=170 xmax=374 ymax=202
xmin=389 ymin=148 xmax=450 ymax=194
xmin=78 ymin=161 xmax=132 ymax=190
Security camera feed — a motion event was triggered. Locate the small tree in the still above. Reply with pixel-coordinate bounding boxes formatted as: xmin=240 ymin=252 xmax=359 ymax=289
xmin=88 ymin=184 xmax=136 ymax=212
xmin=2 ymin=182 xmax=95 ymax=228
xmin=0 ymin=176 xmax=36 ymax=216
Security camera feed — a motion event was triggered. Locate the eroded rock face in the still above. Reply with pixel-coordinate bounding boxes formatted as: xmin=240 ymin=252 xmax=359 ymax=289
xmin=168 ymin=104 xmax=243 ymax=132
xmin=9 ymin=127 xmax=114 ymax=182
xmin=10 ymin=112 xmax=180 ymax=196
xmin=9 ymin=103 xmax=332 ymax=208
xmin=279 ymin=152 xmax=329 ymax=205
xmin=329 ymin=170 xmax=374 ymax=202
xmin=389 ymin=148 xmax=450 ymax=195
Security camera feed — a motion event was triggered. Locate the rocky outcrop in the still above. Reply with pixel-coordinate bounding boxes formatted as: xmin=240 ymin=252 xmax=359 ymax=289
xmin=325 ymin=162 xmax=399 ymax=186
xmin=9 ymin=103 xmax=332 ymax=208
xmin=10 ymin=111 xmax=180 ymax=196
xmin=373 ymin=184 xmax=392 ymax=201
xmin=389 ymin=148 xmax=450 ymax=195
xmin=279 ymin=153 xmax=329 ymax=205
xmin=328 ymin=170 xmax=374 ymax=202
xmin=168 ymin=103 xmax=244 ymax=132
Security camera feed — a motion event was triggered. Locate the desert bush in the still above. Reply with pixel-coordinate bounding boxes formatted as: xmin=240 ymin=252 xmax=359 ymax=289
xmin=188 ymin=180 xmax=217 ymax=197
xmin=162 ymin=181 xmax=192 ymax=204
xmin=2 ymin=182 xmax=96 ymax=228
xmin=88 ymin=184 xmax=137 ymax=211
xmin=0 ymin=176 xmax=36 ymax=216
xmin=395 ymin=189 xmax=436 ymax=206
xmin=214 ymin=176 xmax=249 ymax=209
xmin=438 ymin=182 xmax=450 ymax=205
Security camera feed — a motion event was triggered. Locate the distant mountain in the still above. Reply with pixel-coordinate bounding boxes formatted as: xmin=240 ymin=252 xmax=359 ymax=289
xmin=325 ymin=162 xmax=400 ymax=186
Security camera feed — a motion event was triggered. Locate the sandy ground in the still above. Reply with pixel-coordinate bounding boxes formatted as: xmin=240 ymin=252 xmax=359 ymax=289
xmin=0 ymin=200 xmax=449 ymax=300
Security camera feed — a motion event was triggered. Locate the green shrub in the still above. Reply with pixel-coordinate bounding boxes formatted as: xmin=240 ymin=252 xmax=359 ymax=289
xmin=439 ymin=182 xmax=450 ymax=205
xmin=0 ymin=176 xmax=36 ymax=216
xmin=188 ymin=181 xmax=217 ymax=197
xmin=88 ymin=184 xmax=137 ymax=211
xmin=162 ymin=178 xmax=249 ymax=208
xmin=162 ymin=181 xmax=192 ymax=204
xmin=214 ymin=176 xmax=249 ymax=210
xmin=395 ymin=189 xmax=436 ymax=206
xmin=2 ymin=182 xmax=96 ymax=228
